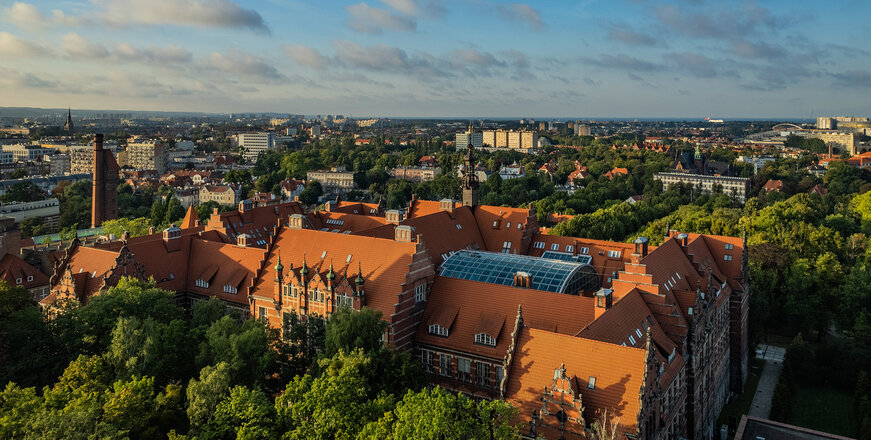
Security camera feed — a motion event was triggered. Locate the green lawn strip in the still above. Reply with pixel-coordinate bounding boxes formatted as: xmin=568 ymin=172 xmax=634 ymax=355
xmin=787 ymin=384 xmax=857 ymax=437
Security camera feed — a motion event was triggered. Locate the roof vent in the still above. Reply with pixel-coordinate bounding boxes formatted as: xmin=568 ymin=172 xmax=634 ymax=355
xmin=439 ymin=199 xmax=454 ymax=212
xmin=395 ymin=225 xmax=415 ymax=243
xmin=676 ymin=233 xmax=688 ymax=248
xmin=634 ymin=236 xmax=649 ymax=257
xmin=595 ymin=288 xmax=613 ymax=309
xmin=288 ymin=214 xmax=304 ymax=230
xmin=386 ymin=209 xmax=404 ymax=224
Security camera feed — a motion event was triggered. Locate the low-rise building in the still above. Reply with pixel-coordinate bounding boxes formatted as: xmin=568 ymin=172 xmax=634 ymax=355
xmin=199 ymin=185 xmax=241 ymax=206
xmin=307 ymin=166 xmax=356 ymax=193
xmin=654 ymin=172 xmax=751 ymax=203
xmin=0 ymin=198 xmax=61 ymax=231
xmin=498 ymin=162 xmax=525 ymax=180
xmin=390 ymin=166 xmax=441 ymax=182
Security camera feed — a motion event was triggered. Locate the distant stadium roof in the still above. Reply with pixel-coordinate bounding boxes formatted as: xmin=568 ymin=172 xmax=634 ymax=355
xmin=439 ymin=250 xmax=600 ymax=294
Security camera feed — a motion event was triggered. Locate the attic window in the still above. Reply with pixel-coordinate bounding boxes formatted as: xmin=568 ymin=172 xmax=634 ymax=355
xmin=26 ymin=275 xmax=33 ymax=282
xmin=15 ymin=278 xmax=22 ymax=284
xmin=346 ymin=254 xmax=353 ymax=263
xmin=517 ymin=223 xmax=522 ymax=230
xmin=492 ymin=221 xmax=499 ymax=228
xmin=550 ymin=243 xmax=559 ymax=251
xmin=628 ymin=334 xmax=637 ymax=345
xmin=607 ymin=250 xmax=621 ymax=258
xmin=566 ymin=245 xmax=574 ymax=253
xmin=580 ymin=247 xmax=589 ymax=254
xmin=588 ymin=376 xmax=596 ymax=389
xmin=506 ymin=221 xmax=511 ymax=228
xmin=724 ymin=255 xmax=733 ymax=261
xmin=321 ymin=251 xmax=327 ymax=259
xmin=533 ymin=241 xmax=545 ymax=249
xmin=456 ymin=224 xmax=462 ymax=230
xmin=195 ymin=279 xmax=210 ymax=288
xmin=635 ymin=328 xmax=643 ymax=339
xmin=474 ymin=333 xmax=496 ymax=347
xmin=223 ymin=284 xmax=238 ymax=294
xmin=725 ymin=243 xmax=734 ymax=250
xmin=428 ymin=324 xmax=449 ymax=337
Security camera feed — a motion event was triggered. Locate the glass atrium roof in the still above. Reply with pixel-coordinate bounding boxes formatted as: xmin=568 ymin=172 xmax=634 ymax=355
xmin=439 ymin=250 xmax=600 ymax=295
xmin=540 ymin=251 xmax=593 ymax=265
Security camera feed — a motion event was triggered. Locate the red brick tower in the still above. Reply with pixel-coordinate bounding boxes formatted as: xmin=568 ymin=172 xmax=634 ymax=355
xmin=91 ymin=134 xmax=120 ymax=228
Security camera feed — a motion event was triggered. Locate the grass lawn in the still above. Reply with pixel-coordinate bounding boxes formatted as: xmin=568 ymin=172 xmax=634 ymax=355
xmin=717 ymin=357 xmax=765 ymax=429
xmin=786 ymin=383 xmax=857 ymax=437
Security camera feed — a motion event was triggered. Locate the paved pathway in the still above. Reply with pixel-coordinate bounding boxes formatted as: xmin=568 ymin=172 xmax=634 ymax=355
xmin=748 ymin=344 xmax=786 ymax=418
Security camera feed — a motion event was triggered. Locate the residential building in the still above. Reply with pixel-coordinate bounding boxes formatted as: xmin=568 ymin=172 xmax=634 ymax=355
xmin=455 ymin=128 xmax=483 ymax=151
xmin=70 ymin=143 xmax=118 ymax=175
xmin=2 ymin=143 xmax=46 ymax=162
xmin=390 ymin=166 xmax=441 ymax=182
xmin=0 ymin=253 xmax=50 ymax=301
xmin=307 ymin=166 xmax=356 ymax=194
xmin=574 ymin=124 xmax=591 ymax=136
xmin=0 ymin=198 xmax=61 ymax=231
xmin=761 ymin=179 xmax=784 ymax=193
xmin=238 ymin=132 xmax=275 ymax=161
xmin=498 ymin=162 xmax=525 ymax=180
xmin=654 ymin=172 xmax=751 ymax=203
xmin=0 ymin=151 xmax=13 ymax=164
xmin=279 ymin=179 xmax=306 ymax=200
xmin=199 ymin=185 xmax=241 ymax=206
xmin=46 ymin=154 xmax=71 ymax=175
xmin=806 ymin=130 xmax=856 ymax=155
xmin=126 ymin=137 xmax=170 ymax=173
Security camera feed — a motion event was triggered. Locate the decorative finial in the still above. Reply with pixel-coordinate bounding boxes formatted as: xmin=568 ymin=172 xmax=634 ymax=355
xmin=274 ymin=252 xmax=284 ymax=273
xmin=300 ymin=253 xmax=308 ymax=276
xmin=355 ymin=261 xmax=364 ymax=286
xmin=326 ymin=258 xmax=335 ymax=281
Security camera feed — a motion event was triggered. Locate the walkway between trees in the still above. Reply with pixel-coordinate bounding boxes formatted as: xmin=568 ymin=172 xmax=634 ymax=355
xmin=748 ymin=344 xmax=786 ymax=418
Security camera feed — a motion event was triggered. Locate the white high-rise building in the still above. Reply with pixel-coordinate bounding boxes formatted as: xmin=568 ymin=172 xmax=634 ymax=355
xmin=456 ymin=128 xmax=483 ymax=151
xmin=239 ymin=132 xmax=275 ymax=161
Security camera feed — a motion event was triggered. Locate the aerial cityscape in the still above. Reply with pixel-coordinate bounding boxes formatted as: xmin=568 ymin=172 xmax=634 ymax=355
xmin=1 ymin=1 xmax=870 ymax=440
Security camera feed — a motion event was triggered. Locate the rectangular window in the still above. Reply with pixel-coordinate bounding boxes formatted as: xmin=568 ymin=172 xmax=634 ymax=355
xmin=439 ymin=354 xmax=452 ymax=377
xmin=580 ymin=247 xmax=589 ymax=254
xmin=414 ymin=284 xmax=426 ymax=303
xmin=258 ymin=306 xmax=268 ymax=320
xmin=456 ymin=224 xmax=462 ymax=230
xmin=496 ymin=366 xmax=504 ymax=387
xmin=628 ymin=334 xmax=637 ymax=345
xmin=724 ymin=254 xmax=733 ymax=261
xmin=635 ymin=328 xmax=643 ymax=338
xmin=566 ymin=245 xmax=574 ymax=253
xmin=476 ymin=362 xmax=491 ymax=387
xmin=588 ymin=376 xmax=596 ymax=389
xmin=725 ymin=243 xmax=734 ymax=250
xmin=458 ymin=358 xmax=471 ymax=382
xmin=550 ymin=243 xmax=559 ymax=251
xmin=608 ymin=250 xmax=621 ymax=258
xmin=420 ymin=350 xmax=433 ymax=373
xmin=533 ymin=241 xmax=545 ymax=249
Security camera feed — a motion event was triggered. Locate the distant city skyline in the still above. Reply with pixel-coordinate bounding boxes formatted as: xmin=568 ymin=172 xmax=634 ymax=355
xmin=1 ymin=0 xmax=870 ymax=118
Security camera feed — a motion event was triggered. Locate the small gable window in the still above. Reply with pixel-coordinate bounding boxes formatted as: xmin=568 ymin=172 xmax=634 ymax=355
xmin=588 ymin=376 xmax=596 ymax=389
xmin=724 ymin=254 xmax=733 ymax=261
xmin=429 ymin=324 xmax=449 ymax=337
xmin=725 ymin=243 xmax=734 ymax=250
xmin=15 ymin=278 xmax=22 ymax=285
xmin=474 ymin=333 xmax=496 ymax=347
xmin=26 ymin=275 xmax=33 ymax=282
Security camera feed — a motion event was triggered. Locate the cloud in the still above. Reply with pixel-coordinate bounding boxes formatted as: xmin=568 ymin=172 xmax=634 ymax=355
xmin=5 ymin=2 xmax=87 ymax=27
xmin=653 ymin=3 xmax=780 ymax=40
xmin=831 ymin=70 xmax=871 ymax=88
xmin=608 ymin=28 xmax=659 ymax=46
xmin=496 ymin=3 xmax=542 ymax=30
xmin=284 ymin=45 xmax=329 ymax=70
xmin=666 ymin=51 xmax=738 ymax=78
xmin=583 ymin=54 xmax=664 ymax=72
xmin=0 ymin=31 xmax=50 ymax=56
xmin=346 ymin=2 xmax=416 ymax=34
xmin=381 ymin=0 xmax=418 ymax=15
xmin=730 ymin=40 xmax=786 ymax=59
xmin=206 ymin=50 xmax=286 ymax=82
xmin=0 ymin=67 xmax=57 ymax=89
xmin=95 ymin=0 xmax=268 ymax=32
xmin=114 ymin=43 xmax=193 ymax=64
xmin=332 ymin=40 xmax=444 ymax=77
xmin=62 ymin=33 xmax=110 ymax=58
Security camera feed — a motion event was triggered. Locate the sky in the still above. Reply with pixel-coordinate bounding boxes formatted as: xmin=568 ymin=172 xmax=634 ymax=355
xmin=1 ymin=0 xmax=870 ymax=118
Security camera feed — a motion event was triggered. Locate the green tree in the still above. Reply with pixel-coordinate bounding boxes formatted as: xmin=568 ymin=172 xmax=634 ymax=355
xmin=150 ymin=199 xmax=167 ymax=226
xmin=199 ymin=386 xmax=276 ymax=440
xmin=1 ymin=181 xmax=44 ymax=203
xmin=186 ymin=362 xmax=232 ymax=429
xmin=324 ymin=307 xmax=386 ymax=357
xmin=298 ymin=181 xmax=323 ymax=205
xmin=359 ymin=387 xmax=519 ymax=440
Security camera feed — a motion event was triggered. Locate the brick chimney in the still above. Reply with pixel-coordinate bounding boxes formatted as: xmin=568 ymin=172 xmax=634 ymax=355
xmin=394 ymin=225 xmax=415 ymax=242
xmin=386 ymin=209 xmax=404 ymax=224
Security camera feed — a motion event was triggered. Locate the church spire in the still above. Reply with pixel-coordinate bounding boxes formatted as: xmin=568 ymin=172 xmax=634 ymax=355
xmin=64 ymin=108 xmax=74 ymax=134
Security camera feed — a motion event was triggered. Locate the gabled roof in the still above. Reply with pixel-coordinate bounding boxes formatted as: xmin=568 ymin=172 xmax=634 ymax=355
xmin=180 ymin=206 xmax=199 ymax=229
xmin=416 ymin=277 xmax=596 ymax=359
xmin=306 ymin=211 xmax=390 ymax=234
xmin=505 ymin=327 xmax=646 ymax=440
xmin=252 ymin=227 xmax=420 ymax=318
xmin=472 ymin=205 xmax=534 ymax=254
xmin=0 ymin=253 xmax=49 ymax=289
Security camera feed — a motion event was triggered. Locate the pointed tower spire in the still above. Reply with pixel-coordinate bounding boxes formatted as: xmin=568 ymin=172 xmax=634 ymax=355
xmin=300 ymin=253 xmax=308 ymax=277
xmin=326 ymin=258 xmax=335 ymax=281
xmin=355 ymin=261 xmax=365 ymax=287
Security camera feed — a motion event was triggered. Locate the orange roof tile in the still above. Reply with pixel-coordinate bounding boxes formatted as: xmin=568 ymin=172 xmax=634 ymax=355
xmin=0 ymin=253 xmax=49 ymax=289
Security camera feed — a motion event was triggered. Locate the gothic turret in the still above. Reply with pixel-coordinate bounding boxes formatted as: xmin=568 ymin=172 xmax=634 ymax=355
xmin=461 ymin=142 xmax=479 ymax=208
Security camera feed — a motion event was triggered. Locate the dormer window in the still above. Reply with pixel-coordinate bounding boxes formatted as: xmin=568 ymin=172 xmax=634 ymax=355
xmin=550 ymin=243 xmax=559 ymax=251
xmin=608 ymin=250 xmax=621 ymax=258
xmin=223 ymin=284 xmax=238 ymax=294
xmin=628 ymin=334 xmax=637 ymax=345
xmin=474 ymin=333 xmax=496 ymax=347
xmin=15 ymin=278 xmax=22 ymax=285
xmin=26 ymin=275 xmax=33 ymax=282
xmin=566 ymin=245 xmax=574 ymax=253
xmin=580 ymin=247 xmax=589 ymax=254
xmin=533 ymin=241 xmax=544 ymax=249
xmin=195 ymin=279 xmax=209 ymax=288
xmin=428 ymin=324 xmax=449 ymax=337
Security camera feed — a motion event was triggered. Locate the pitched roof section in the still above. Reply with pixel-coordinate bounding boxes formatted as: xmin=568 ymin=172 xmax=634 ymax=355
xmin=505 ymin=327 xmax=646 ymax=440
xmin=0 ymin=253 xmax=49 ymax=289
xmin=416 ymin=277 xmax=596 ymax=359
xmin=180 ymin=206 xmax=200 ymax=229
xmin=252 ymin=227 xmax=419 ymax=317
